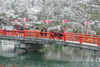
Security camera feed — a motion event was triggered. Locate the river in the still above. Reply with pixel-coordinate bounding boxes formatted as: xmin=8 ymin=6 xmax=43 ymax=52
xmin=0 ymin=42 xmax=100 ymax=67
xmin=0 ymin=53 xmax=100 ymax=67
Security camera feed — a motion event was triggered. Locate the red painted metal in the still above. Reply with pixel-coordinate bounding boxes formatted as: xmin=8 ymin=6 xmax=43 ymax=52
xmin=0 ymin=30 xmax=100 ymax=47
xmin=49 ymin=32 xmax=51 ymax=40
xmin=44 ymin=20 xmax=50 ymax=32
xmin=12 ymin=30 xmax=14 ymax=36
xmin=80 ymin=36 xmax=82 ymax=44
xmin=70 ymin=32 xmax=73 ymax=40
xmin=1 ymin=64 xmax=4 ymax=67
xmin=84 ymin=21 xmax=89 ymax=34
xmin=35 ymin=31 xmax=38 ymax=38
xmin=98 ymin=38 xmax=100 ymax=46
xmin=64 ymin=24 xmax=66 ymax=33
xmin=12 ymin=64 xmax=14 ymax=67
xmin=64 ymin=33 xmax=66 ymax=41
xmin=2 ymin=30 xmax=4 ymax=36
xmin=24 ymin=30 xmax=26 ymax=37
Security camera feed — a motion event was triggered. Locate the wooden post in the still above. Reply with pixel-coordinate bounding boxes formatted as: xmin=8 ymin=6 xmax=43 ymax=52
xmin=49 ymin=32 xmax=51 ymax=40
xmin=64 ymin=33 xmax=66 ymax=41
xmin=12 ymin=30 xmax=14 ymax=37
xmin=24 ymin=30 xmax=26 ymax=37
xmin=98 ymin=38 xmax=100 ymax=47
xmin=80 ymin=36 xmax=82 ymax=44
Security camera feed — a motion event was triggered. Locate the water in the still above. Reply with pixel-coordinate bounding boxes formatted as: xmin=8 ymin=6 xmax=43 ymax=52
xmin=0 ymin=41 xmax=100 ymax=67
xmin=0 ymin=53 xmax=100 ymax=67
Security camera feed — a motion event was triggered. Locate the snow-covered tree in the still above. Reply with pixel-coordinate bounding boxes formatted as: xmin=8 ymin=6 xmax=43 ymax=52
xmin=0 ymin=0 xmax=100 ymax=35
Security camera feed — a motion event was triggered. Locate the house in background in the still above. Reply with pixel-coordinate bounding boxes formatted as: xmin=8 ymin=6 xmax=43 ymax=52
xmin=0 ymin=17 xmax=24 ymax=30
xmin=0 ymin=18 xmax=14 ymax=30
xmin=0 ymin=25 xmax=14 ymax=30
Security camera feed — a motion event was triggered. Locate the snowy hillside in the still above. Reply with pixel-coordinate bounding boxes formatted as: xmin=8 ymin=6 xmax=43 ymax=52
xmin=0 ymin=0 xmax=100 ymax=35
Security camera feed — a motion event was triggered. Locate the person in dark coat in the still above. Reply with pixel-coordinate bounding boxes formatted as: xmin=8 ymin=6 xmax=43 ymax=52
xmin=59 ymin=29 xmax=64 ymax=39
xmin=4 ymin=28 xmax=6 ymax=36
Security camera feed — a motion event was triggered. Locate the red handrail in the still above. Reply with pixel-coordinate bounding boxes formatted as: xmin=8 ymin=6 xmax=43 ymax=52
xmin=0 ymin=30 xmax=100 ymax=47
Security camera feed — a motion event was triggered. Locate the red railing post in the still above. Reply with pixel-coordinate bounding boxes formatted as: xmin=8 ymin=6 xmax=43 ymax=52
xmin=12 ymin=64 xmax=14 ymax=67
xmin=24 ymin=30 xmax=26 ymax=37
xmin=35 ymin=31 xmax=38 ymax=38
xmin=64 ymin=33 xmax=66 ymax=41
xmin=85 ymin=34 xmax=87 ymax=41
xmin=70 ymin=32 xmax=73 ymax=40
xmin=12 ymin=30 xmax=14 ymax=37
xmin=14 ymin=30 xmax=17 ymax=37
xmin=49 ymin=32 xmax=51 ymax=40
xmin=1 ymin=64 xmax=4 ymax=67
xmin=98 ymin=38 xmax=100 ymax=47
xmin=2 ymin=30 xmax=4 ymax=36
xmin=80 ymin=36 xmax=82 ymax=44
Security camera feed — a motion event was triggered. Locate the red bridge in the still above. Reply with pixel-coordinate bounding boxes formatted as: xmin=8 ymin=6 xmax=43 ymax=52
xmin=0 ymin=30 xmax=100 ymax=50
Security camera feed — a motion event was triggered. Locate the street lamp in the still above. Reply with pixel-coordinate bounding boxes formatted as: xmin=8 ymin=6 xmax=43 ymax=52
xmin=62 ymin=19 xmax=67 ymax=33
xmin=84 ymin=21 xmax=89 ymax=35
xmin=13 ymin=19 xmax=18 ymax=30
xmin=44 ymin=20 xmax=50 ymax=32
xmin=22 ymin=17 xmax=27 ymax=31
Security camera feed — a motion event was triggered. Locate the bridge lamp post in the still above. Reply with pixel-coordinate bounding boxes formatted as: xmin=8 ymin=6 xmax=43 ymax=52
xmin=62 ymin=19 xmax=68 ymax=33
xmin=22 ymin=17 xmax=27 ymax=31
xmin=13 ymin=19 xmax=18 ymax=30
xmin=44 ymin=20 xmax=50 ymax=32
xmin=84 ymin=21 xmax=89 ymax=35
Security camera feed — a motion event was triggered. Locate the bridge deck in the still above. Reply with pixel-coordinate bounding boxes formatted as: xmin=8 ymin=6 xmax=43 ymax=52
xmin=0 ymin=30 xmax=100 ymax=50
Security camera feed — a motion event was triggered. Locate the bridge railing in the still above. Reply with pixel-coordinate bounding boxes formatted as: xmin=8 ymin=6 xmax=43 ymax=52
xmin=39 ymin=32 xmax=50 ymax=39
xmin=82 ymin=36 xmax=98 ymax=44
xmin=64 ymin=32 xmax=100 ymax=46
xmin=25 ymin=30 xmax=35 ymax=37
xmin=0 ymin=30 xmax=100 ymax=47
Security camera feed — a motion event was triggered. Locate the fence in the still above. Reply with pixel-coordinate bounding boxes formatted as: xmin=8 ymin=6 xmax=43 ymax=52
xmin=0 ymin=30 xmax=100 ymax=47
